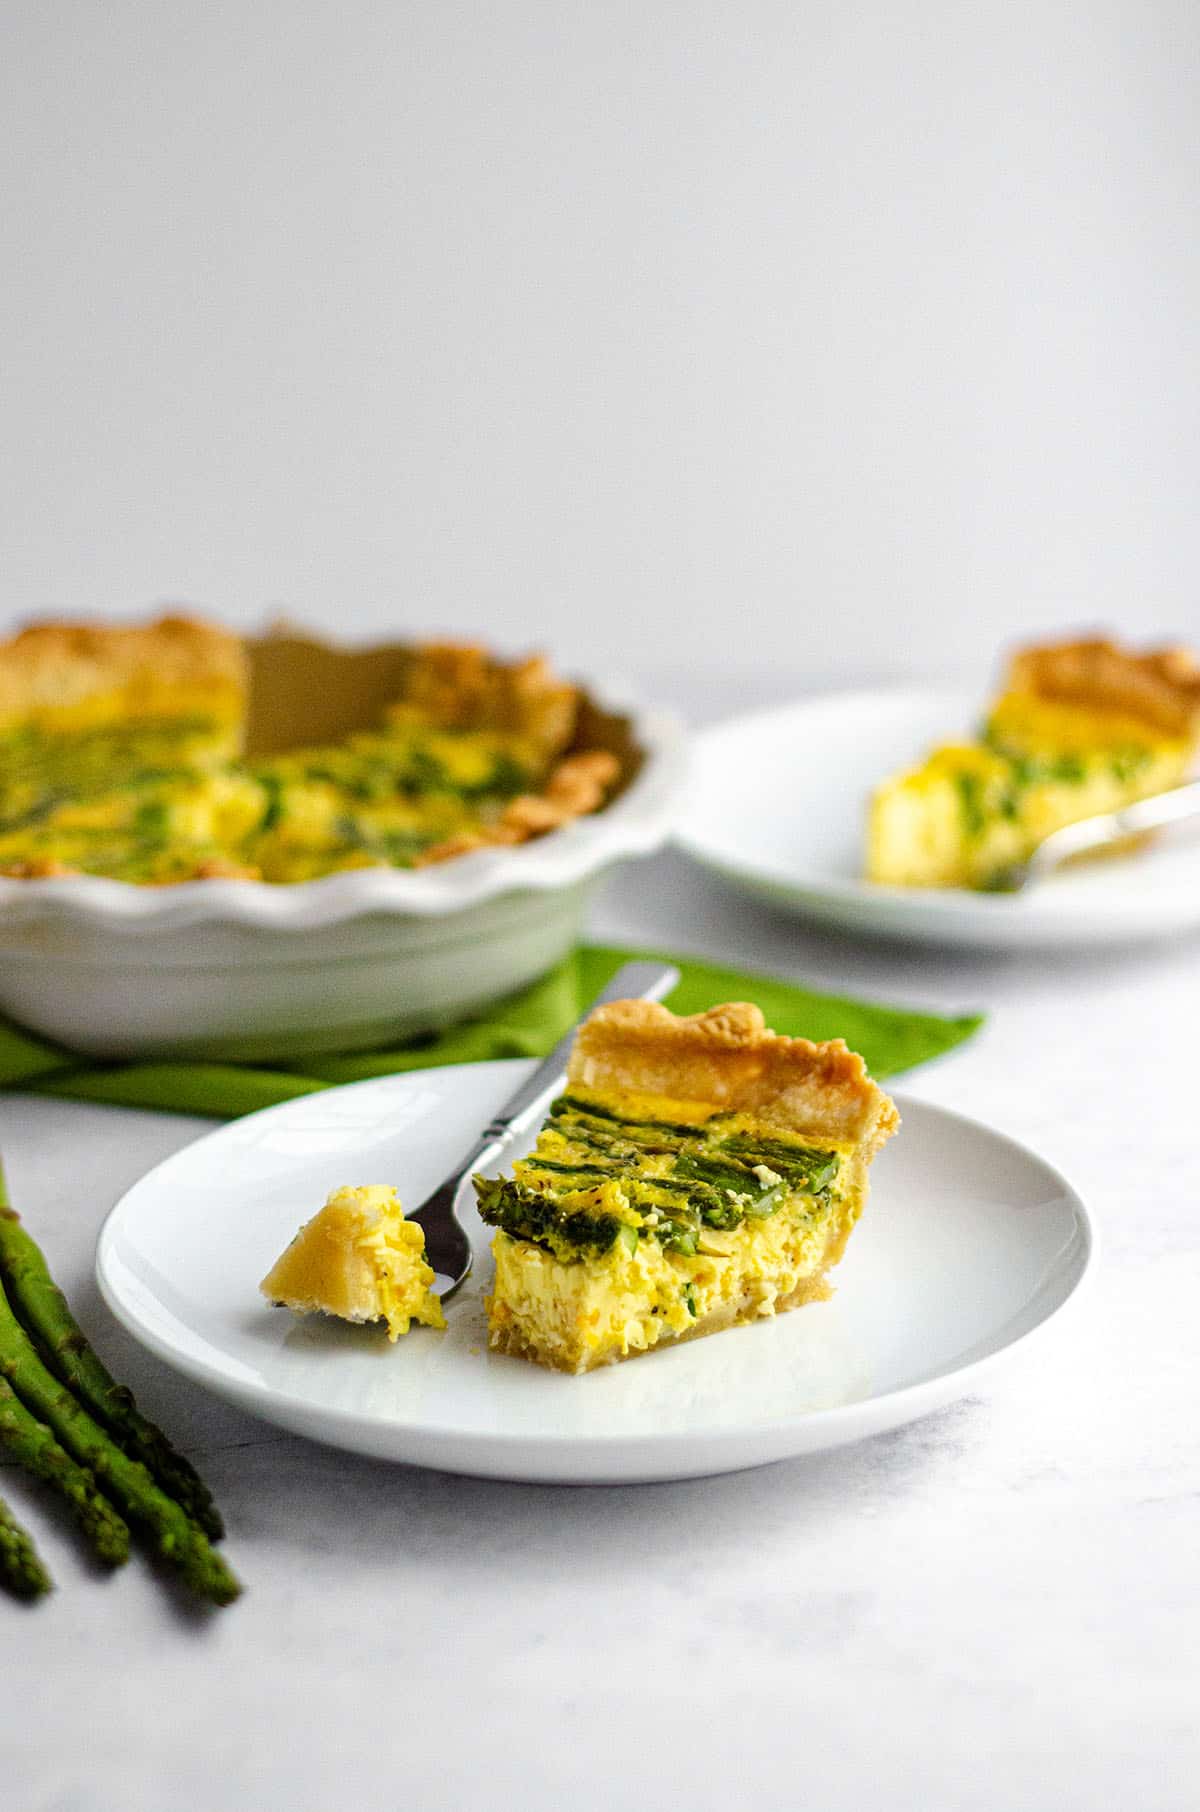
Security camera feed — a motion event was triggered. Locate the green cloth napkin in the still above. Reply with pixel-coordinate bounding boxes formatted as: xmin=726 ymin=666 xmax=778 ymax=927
xmin=0 ymin=945 xmax=982 ymax=1121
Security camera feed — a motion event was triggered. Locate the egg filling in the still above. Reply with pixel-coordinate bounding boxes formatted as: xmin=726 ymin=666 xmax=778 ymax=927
xmin=867 ymin=731 xmax=1186 ymax=891
xmin=477 ymin=1088 xmax=862 ymax=1373
xmin=0 ymin=722 xmax=547 ymax=881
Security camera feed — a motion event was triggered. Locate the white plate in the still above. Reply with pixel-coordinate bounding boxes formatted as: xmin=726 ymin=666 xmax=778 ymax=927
xmin=676 ymin=689 xmax=1200 ymax=948
xmin=96 ymin=1060 xmax=1092 ymax=1484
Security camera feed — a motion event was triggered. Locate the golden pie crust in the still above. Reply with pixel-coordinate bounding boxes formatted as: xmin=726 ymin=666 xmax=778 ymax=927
xmin=0 ymin=614 xmax=248 ymax=730
xmin=389 ymin=641 xmax=579 ymax=761
xmin=567 ymin=999 xmax=900 ymax=1154
xmin=1000 ymin=636 xmax=1200 ymax=739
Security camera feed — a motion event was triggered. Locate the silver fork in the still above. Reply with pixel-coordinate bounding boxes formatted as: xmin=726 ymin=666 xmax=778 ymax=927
xmin=994 ymin=778 xmax=1200 ymax=891
xmin=408 ymin=958 xmax=681 ymax=1298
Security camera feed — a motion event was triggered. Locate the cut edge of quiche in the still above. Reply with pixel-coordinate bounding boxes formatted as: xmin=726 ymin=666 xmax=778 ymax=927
xmin=477 ymin=999 xmax=900 ymax=1375
xmin=0 ymin=614 xmax=248 ymax=742
xmin=867 ymin=632 xmax=1200 ymax=890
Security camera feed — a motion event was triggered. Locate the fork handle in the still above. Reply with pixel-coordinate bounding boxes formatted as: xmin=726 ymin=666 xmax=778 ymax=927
xmin=476 ymin=958 xmax=680 ymax=1153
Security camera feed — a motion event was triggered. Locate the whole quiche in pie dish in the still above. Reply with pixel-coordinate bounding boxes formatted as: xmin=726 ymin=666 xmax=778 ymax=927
xmin=0 ymin=615 xmax=627 ymax=885
xmin=0 ymin=614 xmax=683 ymax=1059
xmin=866 ymin=634 xmax=1200 ymax=891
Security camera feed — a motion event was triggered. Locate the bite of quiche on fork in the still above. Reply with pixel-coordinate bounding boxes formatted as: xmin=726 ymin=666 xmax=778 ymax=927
xmin=475 ymin=999 xmax=899 ymax=1373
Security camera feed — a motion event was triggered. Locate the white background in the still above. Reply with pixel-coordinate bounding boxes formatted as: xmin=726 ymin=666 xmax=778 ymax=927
xmin=4 ymin=1 xmax=1200 ymax=682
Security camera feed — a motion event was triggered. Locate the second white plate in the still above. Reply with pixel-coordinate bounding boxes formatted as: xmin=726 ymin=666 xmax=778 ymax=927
xmin=97 ymin=1060 xmax=1091 ymax=1484
xmin=676 ymin=689 xmax=1200 ymax=948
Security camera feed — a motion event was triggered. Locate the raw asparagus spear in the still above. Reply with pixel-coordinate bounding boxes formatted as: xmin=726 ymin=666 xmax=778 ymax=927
xmin=0 ymin=1486 xmax=52 ymax=1599
xmin=0 ymin=1374 xmax=129 ymax=1567
xmin=0 ymin=1199 xmax=223 ymax=1540
xmin=0 ymin=1284 xmax=239 ymax=1605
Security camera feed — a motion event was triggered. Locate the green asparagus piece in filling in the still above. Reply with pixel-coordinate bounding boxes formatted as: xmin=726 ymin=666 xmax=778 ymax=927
xmin=475 ymin=1094 xmax=841 ymax=1261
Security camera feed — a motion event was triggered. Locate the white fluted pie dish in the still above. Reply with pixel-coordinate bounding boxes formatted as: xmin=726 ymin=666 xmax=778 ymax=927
xmin=0 ymin=688 xmax=685 ymax=1061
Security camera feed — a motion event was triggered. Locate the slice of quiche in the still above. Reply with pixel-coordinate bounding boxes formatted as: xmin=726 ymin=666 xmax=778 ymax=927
xmin=867 ymin=635 xmax=1200 ymax=890
xmin=475 ymin=1000 xmax=899 ymax=1373
xmin=260 ymin=1184 xmax=445 ymax=1341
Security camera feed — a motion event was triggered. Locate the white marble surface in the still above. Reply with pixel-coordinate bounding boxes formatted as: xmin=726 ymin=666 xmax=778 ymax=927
xmin=3 ymin=691 xmax=1199 ymax=1810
